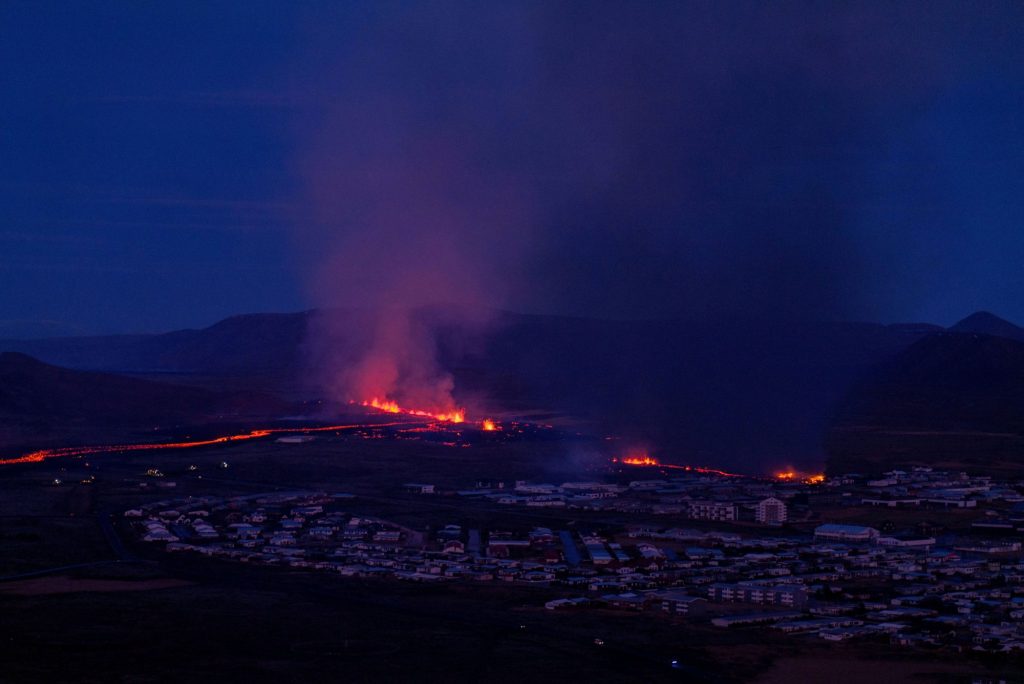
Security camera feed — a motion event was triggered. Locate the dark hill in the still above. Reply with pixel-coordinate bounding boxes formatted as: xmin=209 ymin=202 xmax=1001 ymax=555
xmin=0 ymin=352 xmax=292 ymax=449
xmin=0 ymin=312 xmax=311 ymax=375
xmin=826 ymin=332 xmax=1024 ymax=475
xmin=438 ymin=313 xmax=934 ymax=470
xmin=949 ymin=311 xmax=1024 ymax=342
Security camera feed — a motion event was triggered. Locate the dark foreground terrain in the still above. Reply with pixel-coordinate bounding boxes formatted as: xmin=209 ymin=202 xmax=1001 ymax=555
xmin=0 ymin=432 xmax=1014 ymax=683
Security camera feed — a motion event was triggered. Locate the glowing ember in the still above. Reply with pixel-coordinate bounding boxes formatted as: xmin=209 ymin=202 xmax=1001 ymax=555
xmin=362 ymin=398 xmax=465 ymax=423
xmin=481 ymin=419 xmax=498 ymax=431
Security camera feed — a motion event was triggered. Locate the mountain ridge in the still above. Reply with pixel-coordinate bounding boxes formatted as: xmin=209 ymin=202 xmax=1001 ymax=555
xmin=826 ymin=330 xmax=1024 ymax=474
xmin=0 ymin=351 xmax=294 ymax=451
xmin=948 ymin=311 xmax=1024 ymax=342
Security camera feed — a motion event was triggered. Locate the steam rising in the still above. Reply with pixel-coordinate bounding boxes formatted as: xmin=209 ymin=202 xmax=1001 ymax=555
xmin=298 ymin=126 xmax=531 ymax=410
xmin=290 ymin=2 xmax=1024 ymax=410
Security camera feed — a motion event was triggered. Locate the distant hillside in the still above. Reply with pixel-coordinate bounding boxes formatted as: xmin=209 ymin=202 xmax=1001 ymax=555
xmin=0 ymin=312 xmax=312 ymax=375
xmin=0 ymin=352 xmax=292 ymax=449
xmin=442 ymin=313 xmax=936 ymax=469
xmin=948 ymin=311 xmax=1024 ymax=342
xmin=0 ymin=307 xmax=990 ymax=471
xmin=826 ymin=331 xmax=1024 ymax=475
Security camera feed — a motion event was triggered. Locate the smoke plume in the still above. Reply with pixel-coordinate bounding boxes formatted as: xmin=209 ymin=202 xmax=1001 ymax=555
xmin=289 ymin=1 xmax=1024 ymax=410
xmin=296 ymin=96 xmax=534 ymax=411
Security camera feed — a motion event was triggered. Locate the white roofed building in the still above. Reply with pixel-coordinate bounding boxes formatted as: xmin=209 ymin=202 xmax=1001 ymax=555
xmin=756 ymin=497 xmax=787 ymax=525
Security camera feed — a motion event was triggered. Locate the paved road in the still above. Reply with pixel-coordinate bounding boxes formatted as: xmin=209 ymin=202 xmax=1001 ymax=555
xmin=0 ymin=511 xmax=151 ymax=583
xmin=0 ymin=507 xmax=147 ymax=583
xmin=0 ymin=559 xmax=128 ymax=583
xmin=97 ymin=508 xmax=139 ymax=561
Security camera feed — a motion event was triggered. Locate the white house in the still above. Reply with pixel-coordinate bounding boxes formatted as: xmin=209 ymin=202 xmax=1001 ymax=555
xmin=756 ymin=497 xmax=787 ymax=525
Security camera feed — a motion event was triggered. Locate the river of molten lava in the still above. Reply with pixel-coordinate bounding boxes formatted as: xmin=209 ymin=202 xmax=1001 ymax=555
xmin=2 ymin=397 xmax=504 ymax=467
xmin=617 ymin=455 xmax=827 ymax=481
xmin=615 ymin=455 xmax=744 ymax=478
xmin=0 ymin=422 xmax=409 ymax=466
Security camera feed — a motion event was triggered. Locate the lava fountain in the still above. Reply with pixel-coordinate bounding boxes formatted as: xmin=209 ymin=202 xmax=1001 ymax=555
xmin=360 ymin=397 xmax=466 ymax=423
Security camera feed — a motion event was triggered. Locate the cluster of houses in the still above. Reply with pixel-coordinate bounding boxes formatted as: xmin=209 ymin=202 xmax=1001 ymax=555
xmin=852 ymin=468 xmax=1024 ymax=510
xmin=443 ymin=478 xmax=791 ymax=524
xmin=128 ymin=464 xmax=1024 ymax=654
xmin=499 ymin=515 xmax=1024 ymax=653
xmin=412 ymin=466 xmax=1023 ymax=527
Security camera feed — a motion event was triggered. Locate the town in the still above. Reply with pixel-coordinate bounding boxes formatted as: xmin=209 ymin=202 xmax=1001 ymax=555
xmin=128 ymin=461 xmax=1024 ymax=656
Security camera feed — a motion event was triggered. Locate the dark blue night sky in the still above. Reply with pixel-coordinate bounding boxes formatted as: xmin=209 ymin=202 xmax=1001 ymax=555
xmin=2 ymin=2 xmax=1022 ymax=336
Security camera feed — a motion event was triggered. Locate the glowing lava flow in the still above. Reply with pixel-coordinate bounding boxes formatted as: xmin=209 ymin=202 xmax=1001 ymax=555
xmin=615 ymin=455 xmax=743 ymax=478
xmin=0 ymin=422 xmax=408 ymax=466
xmin=481 ymin=419 xmax=498 ymax=431
xmin=361 ymin=398 xmax=466 ymax=423
xmin=616 ymin=454 xmax=823 ymax=482
xmin=621 ymin=455 xmax=659 ymax=466
xmin=774 ymin=469 xmax=826 ymax=484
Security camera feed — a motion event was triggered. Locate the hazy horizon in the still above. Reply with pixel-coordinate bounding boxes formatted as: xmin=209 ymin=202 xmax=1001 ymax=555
xmin=2 ymin=2 xmax=1023 ymax=337
xmin=0 ymin=303 xmax=1020 ymax=341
